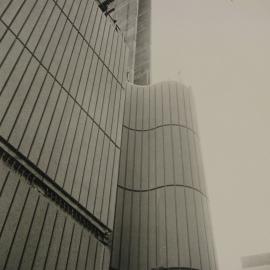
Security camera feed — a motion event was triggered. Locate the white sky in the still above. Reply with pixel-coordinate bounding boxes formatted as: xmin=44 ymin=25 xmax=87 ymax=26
xmin=151 ymin=1 xmax=270 ymax=269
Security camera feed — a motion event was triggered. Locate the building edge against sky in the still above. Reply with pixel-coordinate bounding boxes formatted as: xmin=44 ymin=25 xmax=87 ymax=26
xmin=0 ymin=0 xmax=217 ymax=269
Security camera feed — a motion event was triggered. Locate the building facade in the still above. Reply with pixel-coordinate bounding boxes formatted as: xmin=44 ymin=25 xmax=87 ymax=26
xmin=0 ymin=0 xmax=128 ymax=268
xmin=242 ymin=253 xmax=270 ymax=269
xmin=0 ymin=0 xmax=217 ymax=269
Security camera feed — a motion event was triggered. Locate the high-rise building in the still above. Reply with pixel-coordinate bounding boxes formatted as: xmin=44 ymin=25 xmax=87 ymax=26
xmin=0 ymin=0 xmax=217 ymax=269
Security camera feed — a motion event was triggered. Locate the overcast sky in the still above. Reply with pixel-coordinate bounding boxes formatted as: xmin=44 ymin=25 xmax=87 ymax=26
xmin=151 ymin=1 xmax=270 ymax=269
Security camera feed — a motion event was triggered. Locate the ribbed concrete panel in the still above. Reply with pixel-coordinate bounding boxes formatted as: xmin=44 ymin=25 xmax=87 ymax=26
xmin=0 ymin=157 xmax=110 ymax=270
xmin=111 ymin=82 xmax=217 ymax=270
xmin=0 ymin=0 xmax=128 ymax=228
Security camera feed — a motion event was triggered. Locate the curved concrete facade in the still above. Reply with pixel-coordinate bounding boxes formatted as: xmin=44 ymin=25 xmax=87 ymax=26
xmin=111 ymin=81 xmax=217 ymax=270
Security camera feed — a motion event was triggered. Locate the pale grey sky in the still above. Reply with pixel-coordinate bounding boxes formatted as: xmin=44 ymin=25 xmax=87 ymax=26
xmin=151 ymin=1 xmax=270 ymax=269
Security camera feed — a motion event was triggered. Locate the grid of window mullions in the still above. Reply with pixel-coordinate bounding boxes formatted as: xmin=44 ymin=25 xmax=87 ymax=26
xmin=0 ymin=0 xmax=128 ymax=227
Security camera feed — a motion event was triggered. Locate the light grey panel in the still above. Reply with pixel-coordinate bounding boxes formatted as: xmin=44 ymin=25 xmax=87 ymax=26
xmin=82 ymin=53 xmax=98 ymax=111
xmin=139 ymin=192 xmax=148 ymax=270
xmin=94 ymin=67 xmax=108 ymax=124
xmin=100 ymin=20 xmax=111 ymax=61
xmin=125 ymin=131 xmax=135 ymax=189
xmin=163 ymin=127 xmax=174 ymax=185
xmin=0 ymin=172 xmax=20 ymax=237
xmin=184 ymin=87 xmax=193 ymax=130
xmin=116 ymin=88 xmax=125 ymax=147
xmin=169 ymin=82 xmax=179 ymax=124
xmin=95 ymin=15 xmax=106 ymax=56
xmin=0 ymin=181 xmax=29 ymax=269
xmin=186 ymin=189 xmax=201 ymax=269
xmin=117 ymin=128 xmax=128 ymax=187
xmin=108 ymin=148 xmax=120 ymax=228
xmin=129 ymin=85 xmax=137 ymax=129
xmin=162 ymin=82 xmax=171 ymax=124
xmin=23 ymin=0 xmax=55 ymax=53
xmin=76 ymin=48 xmax=94 ymax=106
xmin=100 ymin=72 xmax=113 ymax=130
xmin=156 ymin=188 xmax=167 ymax=267
xmin=88 ymin=60 xmax=103 ymax=117
xmin=37 ymin=90 xmax=68 ymax=172
xmin=166 ymin=187 xmax=179 ymax=267
xmin=149 ymin=83 xmax=156 ymax=128
xmin=123 ymin=84 xmax=131 ymax=126
xmin=84 ymin=2 xmax=98 ymax=43
xmin=195 ymin=192 xmax=211 ymax=270
xmin=73 ymin=0 xmax=88 ymax=30
xmin=188 ymin=130 xmax=200 ymax=190
xmin=203 ymin=198 xmax=217 ymax=270
xmin=1 ymin=56 xmax=39 ymax=140
xmin=105 ymin=78 xmax=117 ymax=137
xmin=141 ymin=131 xmax=149 ymax=190
xmin=71 ymin=117 xmax=93 ymax=200
xmin=148 ymin=191 xmax=157 ymax=268
xmin=79 ymin=123 xmax=99 ymax=207
xmin=78 ymin=0 xmax=94 ymax=34
xmin=113 ymin=34 xmax=123 ymax=77
xmin=94 ymin=136 xmax=110 ymax=218
xmin=46 ymin=96 xmax=74 ymax=179
xmin=44 ymin=212 xmax=67 ymax=270
xmin=172 ymin=127 xmax=184 ymax=185
xmin=119 ymin=190 xmax=132 ymax=269
xmin=56 ymin=28 xmax=77 ymax=83
xmin=109 ymin=28 xmax=118 ymax=72
xmin=89 ymin=7 xmax=102 ymax=48
xmin=55 ymin=218 xmax=75 ymax=269
xmin=133 ymin=132 xmax=142 ymax=190
xmin=8 ymin=66 xmax=47 ymax=148
xmin=76 ymin=229 xmax=90 ymax=270
xmin=176 ymin=83 xmax=187 ymax=127
xmin=156 ymin=129 xmax=164 ymax=187
xmin=176 ymin=188 xmax=190 ymax=267
xmin=28 ymin=82 xmax=61 ymax=164
xmin=63 ymin=35 xmax=83 ymax=95
xmin=104 ymin=27 xmax=114 ymax=67
xmin=18 ymin=73 xmax=54 ymax=155
xmin=180 ymin=128 xmax=193 ymax=187
xmin=4 ymin=189 xmax=39 ymax=270
xmin=101 ymin=142 xmax=115 ymax=224
xmin=129 ymin=192 xmax=140 ymax=270
xmin=0 ymin=29 xmax=14 ymax=63
xmin=0 ymin=44 xmax=28 ymax=122
xmin=136 ymin=87 xmax=144 ymax=130
xmin=155 ymin=83 xmax=163 ymax=127
xmin=69 ymin=39 xmax=88 ymax=100
xmin=19 ymin=196 xmax=49 ymax=270
xmin=195 ymin=136 xmax=207 ymax=195
xmin=9 ymin=0 xmax=39 ymax=39
xmin=41 ymin=13 xmax=67 ymax=70
xmin=111 ymin=188 xmax=124 ymax=269
xmin=31 ymin=205 xmax=57 ymax=270
xmin=54 ymin=103 xmax=80 ymax=187
xmin=66 ymin=223 xmax=83 ymax=270
xmin=148 ymin=130 xmax=156 ymax=189
xmin=63 ymin=111 xmax=87 ymax=193
xmin=85 ymin=236 xmax=97 ymax=269
xmin=143 ymin=86 xmax=150 ymax=129
xmin=87 ymin=131 xmax=104 ymax=213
